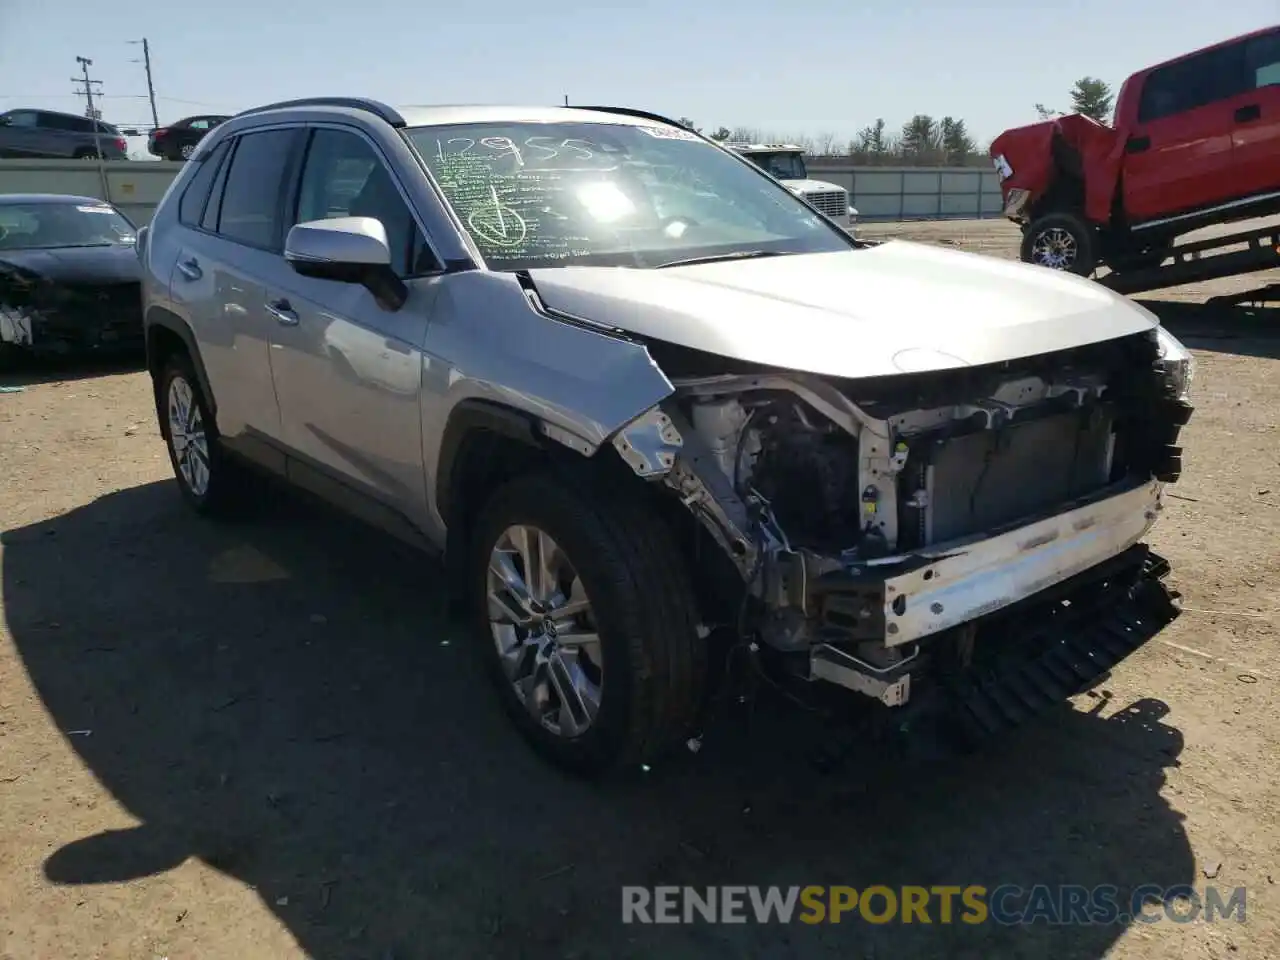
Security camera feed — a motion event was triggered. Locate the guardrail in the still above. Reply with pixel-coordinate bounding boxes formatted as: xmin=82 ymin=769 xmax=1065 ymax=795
xmin=0 ymin=158 xmax=1005 ymax=225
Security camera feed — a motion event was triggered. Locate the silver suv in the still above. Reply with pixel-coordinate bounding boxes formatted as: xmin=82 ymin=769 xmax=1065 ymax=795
xmin=139 ymin=98 xmax=1195 ymax=776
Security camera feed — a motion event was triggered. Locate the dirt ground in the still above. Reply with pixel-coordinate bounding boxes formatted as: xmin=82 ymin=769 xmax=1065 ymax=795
xmin=2 ymin=219 xmax=1278 ymax=960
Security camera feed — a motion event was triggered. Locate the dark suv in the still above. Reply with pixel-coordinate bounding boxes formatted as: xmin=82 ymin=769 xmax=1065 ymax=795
xmin=0 ymin=108 xmax=129 ymax=160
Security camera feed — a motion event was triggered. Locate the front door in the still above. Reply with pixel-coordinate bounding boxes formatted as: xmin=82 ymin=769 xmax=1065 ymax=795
xmin=1123 ymin=43 xmax=1245 ymax=224
xmin=265 ymin=125 xmax=442 ymax=524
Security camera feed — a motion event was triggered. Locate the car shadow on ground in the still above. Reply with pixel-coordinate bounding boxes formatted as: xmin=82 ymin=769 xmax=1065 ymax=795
xmin=0 ymin=350 xmax=145 ymax=388
xmin=2 ymin=480 xmax=1195 ymax=960
xmin=1139 ymin=297 xmax=1280 ymax=362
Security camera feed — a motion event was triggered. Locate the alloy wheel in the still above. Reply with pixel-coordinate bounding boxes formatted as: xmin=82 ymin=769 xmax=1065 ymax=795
xmin=487 ymin=524 xmax=604 ymax=737
xmin=167 ymin=375 xmax=210 ymax=497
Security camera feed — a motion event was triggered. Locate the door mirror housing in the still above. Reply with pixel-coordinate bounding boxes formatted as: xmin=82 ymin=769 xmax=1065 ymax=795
xmin=284 ymin=216 xmax=408 ymax=310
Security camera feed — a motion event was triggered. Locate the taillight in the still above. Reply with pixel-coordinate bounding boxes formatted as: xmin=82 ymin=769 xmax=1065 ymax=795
xmin=153 ymin=127 xmax=169 ymax=139
xmin=114 ymin=138 xmax=127 ymax=153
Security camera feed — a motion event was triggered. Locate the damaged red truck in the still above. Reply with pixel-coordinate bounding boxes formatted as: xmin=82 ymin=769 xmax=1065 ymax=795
xmin=990 ymin=26 xmax=1280 ymax=277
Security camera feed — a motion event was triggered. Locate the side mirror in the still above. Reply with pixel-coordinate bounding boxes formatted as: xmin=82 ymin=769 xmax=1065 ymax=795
xmin=284 ymin=216 xmax=407 ymax=311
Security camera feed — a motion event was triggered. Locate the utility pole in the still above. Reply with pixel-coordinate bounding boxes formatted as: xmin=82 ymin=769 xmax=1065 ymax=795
xmin=128 ymin=38 xmax=160 ymax=129
xmin=72 ymin=56 xmax=107 ymax=165
xmin=72 ymin=56 xmax=103 ymax=121
xmin=564 ymin=94 xmax=569 ymax=106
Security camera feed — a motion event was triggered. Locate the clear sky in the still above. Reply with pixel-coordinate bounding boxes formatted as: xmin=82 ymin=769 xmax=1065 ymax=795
xmin=2 ymin=0 xmax=1277 ymax=154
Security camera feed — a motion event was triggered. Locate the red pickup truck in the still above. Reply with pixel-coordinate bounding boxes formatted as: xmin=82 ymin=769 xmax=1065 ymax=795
xmin=990 ymin=26 xmax=1280 ymax=276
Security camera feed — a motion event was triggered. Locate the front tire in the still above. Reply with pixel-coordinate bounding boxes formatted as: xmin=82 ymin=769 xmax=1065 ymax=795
xmin=157 ymin=353 xmax=241 ymax=516
xmin=468 ymin=472 xmax=707 ymax=777
xmin=1020 ymin=212 xmax=1097 ymax=275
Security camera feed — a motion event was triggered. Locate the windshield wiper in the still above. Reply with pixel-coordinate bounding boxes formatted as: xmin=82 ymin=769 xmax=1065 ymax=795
xmin=654 ymin=250 xmax=787 ymax=269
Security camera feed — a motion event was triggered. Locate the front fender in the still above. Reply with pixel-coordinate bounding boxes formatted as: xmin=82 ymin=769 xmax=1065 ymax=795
xmin=421 ymin=270 xmax=676 ymax=531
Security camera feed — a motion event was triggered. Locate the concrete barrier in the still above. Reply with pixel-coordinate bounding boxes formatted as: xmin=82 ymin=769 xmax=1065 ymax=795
xmin=0 ymin=159 xmax=182 ymax=225
xmin=0 ymin=158 xmax=1005 ymax=226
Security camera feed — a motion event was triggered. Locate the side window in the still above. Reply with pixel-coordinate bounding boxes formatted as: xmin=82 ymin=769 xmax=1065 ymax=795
xmin=189 ymin=119 xmax=212 ymax=131
xmin=4 ymin=111 xmax=39 ymax=128
xmin=178 ymin=139 xmax=231 ymax=226
xmin=291 ymin=127 xmax=436 ymax=276
xmin=37 ymin=113 xmax=75 ymax=131
xmin=1246 ymin=31 xmax=1280 ymax=89
xmin=214 ymin=128 xmax=296 ymax=250
xmin=1138 ymin=46 xmax=1247 ymax=123
xmin=202 ymin=140 xmax=234 ymax=232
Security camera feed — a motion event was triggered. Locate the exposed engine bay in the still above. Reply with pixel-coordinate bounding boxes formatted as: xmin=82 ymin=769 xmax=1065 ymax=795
xmin=611 ymin=327 xmax=1193 ymax=716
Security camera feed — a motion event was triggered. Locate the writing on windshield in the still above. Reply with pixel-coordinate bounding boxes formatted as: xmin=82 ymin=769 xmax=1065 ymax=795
xmin=406 ymin=121 xmax=849 ymax=271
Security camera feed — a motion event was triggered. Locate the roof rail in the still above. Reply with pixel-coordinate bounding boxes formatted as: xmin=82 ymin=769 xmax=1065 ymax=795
xmin=232 ymin=97 xmax=405 ymax=127
xmin=567 ymin=105 xmax=699 ymax=131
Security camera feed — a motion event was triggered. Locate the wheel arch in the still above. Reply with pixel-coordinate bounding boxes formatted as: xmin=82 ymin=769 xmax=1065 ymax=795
xmin=435 ymin=396 xmax=743 ymax=625
xmin=144 ymin=306 xmax=216 ymax=416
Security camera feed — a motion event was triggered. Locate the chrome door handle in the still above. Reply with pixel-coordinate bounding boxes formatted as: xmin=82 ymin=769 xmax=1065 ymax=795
xmin=266 ymin=298 xmax=299 ymax=326
xmin=176 ymin=257 xmax=202 ymax=281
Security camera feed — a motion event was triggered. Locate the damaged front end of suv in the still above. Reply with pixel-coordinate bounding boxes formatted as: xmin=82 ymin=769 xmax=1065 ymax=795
xmin=608 ymin=323 xmax=1193 ymax=745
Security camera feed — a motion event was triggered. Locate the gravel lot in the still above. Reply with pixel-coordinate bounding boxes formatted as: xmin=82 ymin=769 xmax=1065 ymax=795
xmin=2 ymin=219 xmax=1278 ymax=960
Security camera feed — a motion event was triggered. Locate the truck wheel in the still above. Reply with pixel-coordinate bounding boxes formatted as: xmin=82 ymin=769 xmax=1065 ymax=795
xmin=467 ymin=471 xmax=706 ymax=777
xmin=1021 ymin=213 xmax=1097 ymax=275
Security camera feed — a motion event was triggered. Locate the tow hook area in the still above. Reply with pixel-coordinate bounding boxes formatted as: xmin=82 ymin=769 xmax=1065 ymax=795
xmin=809 ymin=643 xmax=914 ymax=707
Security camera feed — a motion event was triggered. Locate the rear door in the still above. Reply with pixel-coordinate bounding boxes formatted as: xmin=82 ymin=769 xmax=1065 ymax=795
xmin=1122 ymin=44 xmax=1245 ymax=223
xmin=167 ymin=127 xmax=303 ymax=446
xmin=37 ymin=112 xmax=92 ymax=157
xmin=1230 ymin=28 xmax=1280 ymax=200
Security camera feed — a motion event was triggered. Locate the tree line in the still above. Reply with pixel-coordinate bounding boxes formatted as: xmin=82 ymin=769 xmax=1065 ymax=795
xmin=676 ymin=76 xmax=1117 ymax=167
xmin=678 ymin=116 xmax=986 ymax=166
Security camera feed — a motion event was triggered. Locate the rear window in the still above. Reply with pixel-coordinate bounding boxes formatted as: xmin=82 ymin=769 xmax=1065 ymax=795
xmin=1246 ymin=30 xmax=1280 ymax=88
xmin=178 ymin=139 xmax=231 ymax=226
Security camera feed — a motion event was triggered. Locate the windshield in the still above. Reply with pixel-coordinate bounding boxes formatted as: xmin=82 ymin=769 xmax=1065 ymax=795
xmin=743 ymin=152 xmax=808 ymax=180
xmin=0 ymin=202 xmax=136 ymax=251
xmin=404 ymin=121 xmax=850 ymax=270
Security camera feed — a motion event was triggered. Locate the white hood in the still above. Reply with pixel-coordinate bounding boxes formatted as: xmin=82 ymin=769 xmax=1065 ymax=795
xmin=526 ymin=241 xmax=1159 ymax=379
xmin=781 ymin=178 xmax=845 ymax=195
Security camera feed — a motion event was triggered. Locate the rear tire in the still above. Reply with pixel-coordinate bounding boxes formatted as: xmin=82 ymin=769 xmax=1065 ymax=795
xmin=72 ymin=148 xmax=100 ymax=160
xmin=467 ymin=471 xmax=707 ymax=778
xmin=156 ymin=352 xmax=244 ymax=517
xmin=1020 ymin=212 xmax=1097 ymax=276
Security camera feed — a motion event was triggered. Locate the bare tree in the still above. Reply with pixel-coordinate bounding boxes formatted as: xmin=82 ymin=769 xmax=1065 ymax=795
xmin=812 ymin=131 xmax=840 ymax=156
